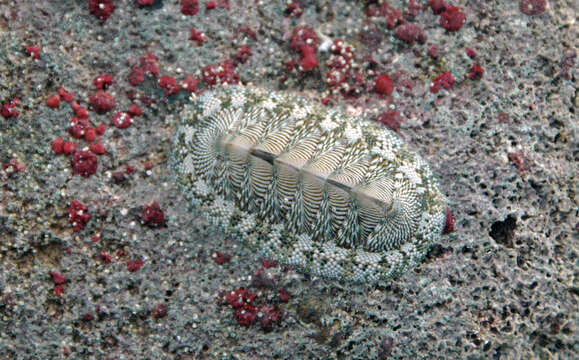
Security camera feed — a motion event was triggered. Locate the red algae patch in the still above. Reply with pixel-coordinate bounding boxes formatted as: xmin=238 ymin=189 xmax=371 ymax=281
xmin=89 ymin=0 xmax=115 ymax=21
xmin=89 ymin=91 xmax=116 ymax=114
xmin=520 ymin=0 xmax=546 ymax=16
xmin=72 ymin=151 xmax=98 ymax=178
xmin=375 ymin=74 xmax=394 ymax=95
xmin=439 ymin=6 xmax=466 ymax=32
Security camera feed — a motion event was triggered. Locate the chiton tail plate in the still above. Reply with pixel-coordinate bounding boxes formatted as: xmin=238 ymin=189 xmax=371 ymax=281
xmin=171 ymin=85 xmax=447 ymax=282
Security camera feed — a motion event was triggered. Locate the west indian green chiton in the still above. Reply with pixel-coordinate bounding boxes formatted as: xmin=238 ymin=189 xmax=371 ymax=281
xmin=171 ymin=85 xmax=447 ymax=282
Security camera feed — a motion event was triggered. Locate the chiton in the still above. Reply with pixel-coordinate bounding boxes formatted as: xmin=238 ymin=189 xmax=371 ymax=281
xmin=171 ymin=85 xmax=447 ymax=282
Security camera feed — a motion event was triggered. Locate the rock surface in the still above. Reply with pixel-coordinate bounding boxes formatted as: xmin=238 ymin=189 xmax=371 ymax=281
xmin=0 ymin=1 xmax=576 ymax=359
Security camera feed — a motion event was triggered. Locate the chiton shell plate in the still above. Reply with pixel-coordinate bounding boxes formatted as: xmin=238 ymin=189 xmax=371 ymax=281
xmin=171 ymin=85 xmax=447 ymax=282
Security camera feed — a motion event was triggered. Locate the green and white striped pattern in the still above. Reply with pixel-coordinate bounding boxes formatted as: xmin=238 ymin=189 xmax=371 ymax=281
xmin=171 ymin=85 xmax=447 ymax=282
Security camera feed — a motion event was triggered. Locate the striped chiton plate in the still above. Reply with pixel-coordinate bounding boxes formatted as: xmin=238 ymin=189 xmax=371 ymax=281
xmin=171 ymin=85 xmax=447 ymax=282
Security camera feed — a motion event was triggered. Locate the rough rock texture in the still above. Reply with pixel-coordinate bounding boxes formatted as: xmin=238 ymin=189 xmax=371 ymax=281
xmin=0 ymin=1 xmax=576 ymax=359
